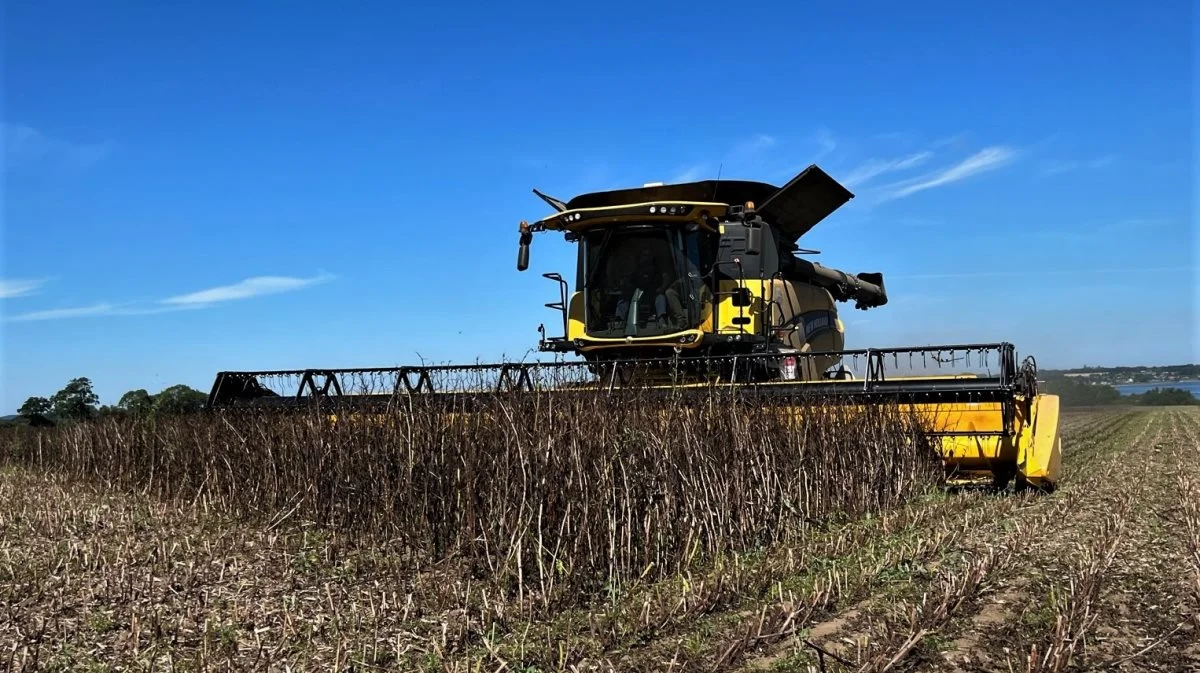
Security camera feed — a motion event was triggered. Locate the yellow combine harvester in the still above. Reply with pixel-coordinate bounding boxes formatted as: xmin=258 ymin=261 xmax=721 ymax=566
xmin=207 ymin=165 xmax=1061 ymax=491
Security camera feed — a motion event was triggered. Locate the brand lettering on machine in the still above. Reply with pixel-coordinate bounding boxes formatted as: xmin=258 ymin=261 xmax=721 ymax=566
xmin=802 ymin=310 xmax=834 ymax=339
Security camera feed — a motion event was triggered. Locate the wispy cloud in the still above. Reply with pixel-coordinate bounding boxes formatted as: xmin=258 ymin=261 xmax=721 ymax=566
xmin=891 ymin=264 xmax=1193 ymax=280
xmin=876 ymin=146 xmax=1016 ymax=201
xmin=666 ymin=133 xmax=777 ymax=184
xmin=872 ymin=130 xmax=921 ymax=145
xmin=1032 ymin=216 xmax=1173 ymax=243
xmin=6 ymin=273 xmax=334 ymax=322
xmin=7 ymin=303 xmax=116 ymax=322
xmin=1037 ymin=155 xmax=1117 ymax=177
xmin=724 ymin=133 xmax=778 ymax=170
xmin=734 ymin=134 xmax=777 ymax=156
xmin=671 ymin=164 xmax=708 ymax=183
xmin=5 ymin=302 xmax=206 ymax=322
xmin=811 ymin=127 xmax=837 ymax=160
xmin=842 ymin=151 xmax=934 ymax=188
xmin=0 ymin=278 xmax=48 ymax=299
xmin=162 ymin=273 xmax=334 ymax=306
xmin=929 ymin=132 xmax=971 ymax=151
xmin=3 ymin=123 xmax=115 ymax=172
xmin=889 ymin=215 xmax=944 ymax=228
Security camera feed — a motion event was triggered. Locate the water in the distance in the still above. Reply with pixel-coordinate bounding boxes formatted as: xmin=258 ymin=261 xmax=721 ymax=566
xmin=1113 ymin=380 xmax=1200 ymax=399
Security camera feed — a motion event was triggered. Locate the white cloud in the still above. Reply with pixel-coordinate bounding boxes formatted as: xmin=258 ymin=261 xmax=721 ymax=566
xmin=726 ymin=133 xmax=778 ymax=167
xmin=5 ymin=273 xmax=334 ymax=322
xmin=812 ymin=128 xmax=837 ymax=159
xmin=739 ymin=134 xmax=777 ymax=153
xmin=842 ymin=152 xmax=934 ymax=188
xmin=5 ymin=302 xmax=207 ymax=323
xmin=7 ymin=303 xmax=115 ymax=322
xmin=877 ymin=146 xmax=1016 ymax=201
xmin=666 ymin=133 xmax=778 ymax=184
xmin=873 ymin=130 xmax=921 ymax=144
xmin=162 ymin=273 xmax=333 ymax=306
xmin=1038 ymin=155 xmax=1117 ymax=177
xmin=671 ymin=164 xmax=708 ymax=183
xmin=118 ymin=304 xmax=206 ymax=317
xmin=891 ymin=265 xmax=1193 ymax=280
xmin=0 ymin=278 xmax=47 ymax=299
xmin=1032 ymin=216 xmax=1173 ymax=243
xmin=930 ymin=132 xmax=970 ymax=150
xmin=3 ymin=123 xmax=115 ymax=172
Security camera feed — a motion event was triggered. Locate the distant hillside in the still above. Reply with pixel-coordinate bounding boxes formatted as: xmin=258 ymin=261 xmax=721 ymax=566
xmin=1042 ymin=363 xmax=1199 ymax=385
xmin=0 ymin=414 xmax=29 ymax=427
xmin=1039 ymin=365 xmax=1199 ymax=407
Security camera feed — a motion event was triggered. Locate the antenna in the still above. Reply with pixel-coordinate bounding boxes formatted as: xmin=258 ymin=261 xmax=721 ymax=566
xmin=711 ymin=163 xmax=723 ymax=201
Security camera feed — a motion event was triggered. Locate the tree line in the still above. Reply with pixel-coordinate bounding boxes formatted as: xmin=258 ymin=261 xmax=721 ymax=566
xmin=13 ymin=377 xmax=208 ymax=426
xmin=1040 ymin=375 xmax=1199 ymax=407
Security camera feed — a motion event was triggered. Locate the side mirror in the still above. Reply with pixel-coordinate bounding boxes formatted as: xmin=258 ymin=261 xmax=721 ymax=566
xmin=746 ymin=224 xmax=762 ymax=255
xmin=517 ymin=220 xmax=533 ymax=271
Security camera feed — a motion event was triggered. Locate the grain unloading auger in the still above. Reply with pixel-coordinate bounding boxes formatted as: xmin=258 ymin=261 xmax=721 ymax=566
xmin=206 ymin=165 xmax=1061 ymax=491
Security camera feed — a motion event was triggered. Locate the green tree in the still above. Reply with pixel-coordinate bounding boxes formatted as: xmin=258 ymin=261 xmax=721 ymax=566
xmin=50 ymin=377 xmax=100 ymax=421
xmin=153 ymin=384 xmax=207 ymax=415
xmin=96 ymin=405 xmax=126 ymax=418
xmin=1131 ymin=387 xmax=1200 ymax=406
xmin=118 ymin=389 xmax=155 ymax=415
xmin=18 ymin=396 xmax=52 ymax=419
xmin=1040 ymin=375 xmax=1123 ymax=407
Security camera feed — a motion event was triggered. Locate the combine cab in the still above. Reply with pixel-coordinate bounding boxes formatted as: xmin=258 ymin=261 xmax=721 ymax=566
xmin=207 ymin=164 xmax=1061 ymax=491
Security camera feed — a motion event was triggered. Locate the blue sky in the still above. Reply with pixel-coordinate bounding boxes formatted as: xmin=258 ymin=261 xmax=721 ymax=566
xmin=1 ymin=1 xmax=1196 ymax=411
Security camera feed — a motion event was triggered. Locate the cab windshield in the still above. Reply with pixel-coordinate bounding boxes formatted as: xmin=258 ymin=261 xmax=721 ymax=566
xmin=582 ymin=224 xmax=713 ymax=338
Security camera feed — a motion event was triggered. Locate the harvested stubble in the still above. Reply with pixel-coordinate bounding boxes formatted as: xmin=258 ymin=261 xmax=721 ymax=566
xmin=3 ymin=385 xmax=940 ymax=605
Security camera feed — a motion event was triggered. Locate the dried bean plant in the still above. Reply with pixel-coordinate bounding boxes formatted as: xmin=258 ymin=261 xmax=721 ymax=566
xmin=3 ymin=379 xmax=941 ymax=605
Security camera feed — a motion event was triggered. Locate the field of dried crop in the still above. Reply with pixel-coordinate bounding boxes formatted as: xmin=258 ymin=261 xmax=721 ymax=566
xmin=2 ymin=403 xmax=1198 ymax=672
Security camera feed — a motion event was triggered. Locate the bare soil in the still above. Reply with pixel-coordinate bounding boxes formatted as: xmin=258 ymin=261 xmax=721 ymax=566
xmin=3 ymin=407 xmax=1199 ymax=671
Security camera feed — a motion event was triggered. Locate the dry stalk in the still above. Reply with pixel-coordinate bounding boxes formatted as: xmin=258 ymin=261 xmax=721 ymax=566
xmin=1024 ymin=504 xmax=1131 ymax=673
xmin=2 ymin=382 xmax=940 ymax=606
xmin=856 ymin=544 xmax=1011 ymax=672
xmin=1176 ymin=469 xmax=1200 ymax=631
